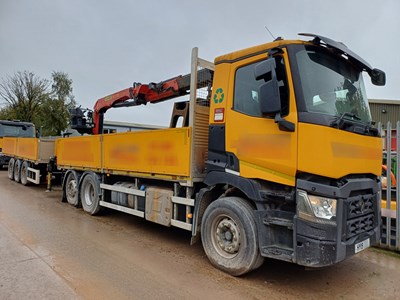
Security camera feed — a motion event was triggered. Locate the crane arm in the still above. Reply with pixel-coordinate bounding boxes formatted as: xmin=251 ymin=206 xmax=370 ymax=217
xmin=70 ymin=69 xmax=212 ymax=135
xmin=92 ymin=75 xmax=189 ymax=134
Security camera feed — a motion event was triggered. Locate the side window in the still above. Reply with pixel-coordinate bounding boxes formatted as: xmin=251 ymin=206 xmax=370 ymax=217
xmin=233 ymin=56 xmax=289 ymax=117
xmin=233 ymin=62 xmax=262 ymax=117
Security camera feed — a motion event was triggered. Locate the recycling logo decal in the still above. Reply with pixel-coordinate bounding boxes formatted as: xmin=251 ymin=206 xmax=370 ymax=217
xmin=213 ymin=88 xmax=224 ymax=104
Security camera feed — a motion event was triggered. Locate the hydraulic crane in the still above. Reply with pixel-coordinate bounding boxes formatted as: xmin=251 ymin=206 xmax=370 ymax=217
xmin=71 ymin=69 xmax=212 ymax=135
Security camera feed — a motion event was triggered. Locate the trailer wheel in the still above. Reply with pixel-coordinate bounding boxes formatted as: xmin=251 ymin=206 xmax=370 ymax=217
xmin=8 ymin=158 xmax=15 ymax=180
xmin=20 ymin=161 xmax=30 ymax=186
xmin=80 ymin=173 xmax=102 ymax=215
xmin=64 ymin=171 xmax=81 ymax=207
xmin=13 ymin=159 xmax=21 ymax=183
xmin=201 ymin=197 xmax=262 ymax=276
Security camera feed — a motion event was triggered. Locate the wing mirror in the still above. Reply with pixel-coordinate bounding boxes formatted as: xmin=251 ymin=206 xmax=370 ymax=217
xmin=370 ymin=68 xmax=386 ymax=86
xmin=255 ymin=58 xmax=295 ymax=132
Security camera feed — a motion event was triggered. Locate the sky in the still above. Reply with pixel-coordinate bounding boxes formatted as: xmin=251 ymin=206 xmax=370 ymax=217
xmin=1 ymin=0 xmax=399 ymax=126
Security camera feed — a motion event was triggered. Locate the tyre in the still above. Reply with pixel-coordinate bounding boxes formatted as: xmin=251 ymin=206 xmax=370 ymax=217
xmin=8 ymin=158 xmax=15 ymax=180
xmin=13 ymin=159 xmax=21 ymax=183
xmin=201 ymin=197 xmax=262 ymax=276
xmin=64 ymin=171 xmax=81 ymax=206
xmin=80 ymin=172 xmax=102 ymax=215
xmin=252 ymin=252 xmax=265 ymax=270
xmin=20 ymin=161 xmax=30 ymax=186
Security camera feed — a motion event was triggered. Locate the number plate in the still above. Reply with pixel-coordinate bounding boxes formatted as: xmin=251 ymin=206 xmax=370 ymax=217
xmin=355 ymin=238 xmax=370 ymax=253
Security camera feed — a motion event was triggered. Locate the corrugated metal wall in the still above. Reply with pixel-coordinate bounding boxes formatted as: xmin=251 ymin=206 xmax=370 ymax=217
xmin=369 ymin=100 xmax=400 ymax=127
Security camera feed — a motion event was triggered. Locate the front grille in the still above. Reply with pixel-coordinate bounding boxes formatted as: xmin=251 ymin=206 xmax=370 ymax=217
xmin=346 ymin=214 xmax=375 ymax=239
xmin=347 ymin=195 xmax=374 ymax=218
xmin=343 ymin=193 xmax=377 ymax=241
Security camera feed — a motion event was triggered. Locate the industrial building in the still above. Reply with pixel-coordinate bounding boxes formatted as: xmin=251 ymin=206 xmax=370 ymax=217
xmin=369 ymin=99 xmax=400 ymax=127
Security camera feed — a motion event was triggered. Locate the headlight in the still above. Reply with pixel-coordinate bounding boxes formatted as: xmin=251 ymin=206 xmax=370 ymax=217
xmin=297 ymin=190 xmax=337 ymax=224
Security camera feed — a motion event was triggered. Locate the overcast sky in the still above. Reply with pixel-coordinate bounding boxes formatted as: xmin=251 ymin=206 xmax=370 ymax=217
xmin=1 ymin=0 xmax=399 ymax=126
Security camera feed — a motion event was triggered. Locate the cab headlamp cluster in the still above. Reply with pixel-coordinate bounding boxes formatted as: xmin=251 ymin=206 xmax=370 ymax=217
xmin=297 ymin=190 xmax=337 ymax=225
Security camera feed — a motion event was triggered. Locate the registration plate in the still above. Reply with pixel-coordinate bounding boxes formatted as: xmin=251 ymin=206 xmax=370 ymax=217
xmin=355 ymin=238 xmax=370 ymax=253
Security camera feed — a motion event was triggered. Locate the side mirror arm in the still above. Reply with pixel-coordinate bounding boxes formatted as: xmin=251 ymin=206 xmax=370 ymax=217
xmin=275 ymin=113 xmax=295 ymax=132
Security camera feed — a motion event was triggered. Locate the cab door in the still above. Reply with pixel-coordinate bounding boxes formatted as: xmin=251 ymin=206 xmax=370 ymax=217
xmin=224 ymin=50 xmax=298 ymax=187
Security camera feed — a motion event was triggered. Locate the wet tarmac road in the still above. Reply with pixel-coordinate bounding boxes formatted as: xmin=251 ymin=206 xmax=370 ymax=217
xmin=1 ymin=170 xmax=400 ymax=299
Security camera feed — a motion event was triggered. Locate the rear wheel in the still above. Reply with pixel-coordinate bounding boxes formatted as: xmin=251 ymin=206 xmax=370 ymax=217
xmin=13 ymin=159 xmax=21 ymax=183
xmin=8 ymin=158 xmax=15 ymax=180
xmin=201 ymin=197 xmax=263 ymax=276
xmin=64 ymin=171 xmax=80 ymax=206
xmin=80 ymin=172 xmax=102 ymax=215
xmin=20 ymin=161 xmax=30 ymax=186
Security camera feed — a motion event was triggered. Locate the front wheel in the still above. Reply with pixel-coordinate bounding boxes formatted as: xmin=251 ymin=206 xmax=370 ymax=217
xmin=13 ymin=159 xmax=21 ymax=183
xmin=8 ymin=158 xmax=15 ymax=180
xmin=80 ymin=172 xmax=102 ymax=215
xmin=201 ymin=197 xmax=263 ymax=276
xmin=20 ymin=161 xmax=30 ymax=186
xmin=64 ymin=171 xmax=81 ymax=206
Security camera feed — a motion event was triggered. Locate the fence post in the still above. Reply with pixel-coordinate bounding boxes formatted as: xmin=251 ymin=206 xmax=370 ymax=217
xmin=386 ymin=122 xmax=392 ymax=248
xmin=396 ymin=121 xmax=400 ymax=250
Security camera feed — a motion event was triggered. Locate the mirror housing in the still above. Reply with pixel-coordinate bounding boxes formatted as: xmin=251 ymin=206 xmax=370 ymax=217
xmin=255 ymin=58 xmax=295 ymax=132
xmin=259 ymin=81 xmax=281 ymax=117
xmin=255 ymin=58 xmax=275 ymax=80
xmin=370 ymin=68 xmax=386 ymax=86
xmin=255 ymin=58 xmax=282 ymax=116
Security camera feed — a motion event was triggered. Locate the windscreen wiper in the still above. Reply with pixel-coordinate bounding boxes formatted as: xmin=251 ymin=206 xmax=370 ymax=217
xmin=330 ymin=112 xmax=361 ymax=128
xmin=331 ymin=113 xmax=379 ymax=136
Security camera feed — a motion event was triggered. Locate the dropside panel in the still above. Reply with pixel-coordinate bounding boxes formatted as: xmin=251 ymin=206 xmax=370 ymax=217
xmin=16 ymin=138 xmax=38 ymax=160
xmin=56 ymin=135 xmax=102 ymax=169
xmin=2 ymin=137 xmax=17 ymax=156
xmin=102 ymin=128 xmax=191 ymax=177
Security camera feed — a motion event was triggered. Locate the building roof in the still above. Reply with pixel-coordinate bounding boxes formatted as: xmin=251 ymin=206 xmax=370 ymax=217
xmin=369 ymin=99 xmax=400 ymax=105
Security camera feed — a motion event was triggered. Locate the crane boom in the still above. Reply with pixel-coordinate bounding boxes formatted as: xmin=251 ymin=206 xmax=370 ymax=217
xmin=71 ymin=69 xmax=212 ymax=135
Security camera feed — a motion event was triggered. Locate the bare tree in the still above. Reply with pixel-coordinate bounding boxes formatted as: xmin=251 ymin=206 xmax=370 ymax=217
xmin=0 ymin=71 xmax=49 ymax=122
xmin=0 ymin=71 xmax=76 ymax=136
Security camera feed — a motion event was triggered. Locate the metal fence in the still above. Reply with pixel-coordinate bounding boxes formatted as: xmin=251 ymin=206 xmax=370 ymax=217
xmin=380 ymin=121 xmax=400 ymax=250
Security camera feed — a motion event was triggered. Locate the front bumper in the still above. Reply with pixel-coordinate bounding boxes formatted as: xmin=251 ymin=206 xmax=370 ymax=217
xmin=295 ymin=177 xmax=380 ymax=267
xmin=0 ymin=153 xmax=10 ymax=166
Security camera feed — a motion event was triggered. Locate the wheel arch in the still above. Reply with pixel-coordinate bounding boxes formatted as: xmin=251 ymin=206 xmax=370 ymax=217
xmin=192 ymin=171 xmax=261 ymax=241
xmin=204 ymin=171 xmax=262 ymax=202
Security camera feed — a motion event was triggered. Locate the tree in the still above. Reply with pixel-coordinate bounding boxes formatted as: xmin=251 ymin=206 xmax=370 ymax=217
xmin=0 ymin=71 xmax=49 ymax=122
xmin=0 ymin=106 xmax=17 ymax=120
xmin=37 ymin=71 xmax=76 ymax=136
xmin=0 ymin=71 xmax=76 ymax=136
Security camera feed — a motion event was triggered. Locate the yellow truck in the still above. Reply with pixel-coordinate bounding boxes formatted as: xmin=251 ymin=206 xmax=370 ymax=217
xmin=0 ymin=120 xmax=36 ymax=168
xmin=5 ymin=33 xmax=386 ymax=275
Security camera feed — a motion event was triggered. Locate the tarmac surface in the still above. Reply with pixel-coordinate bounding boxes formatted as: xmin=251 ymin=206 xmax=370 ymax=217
xmin=0 ymin=222 xmax=79 ymax=299
xmin=1 ymin=170 xmax=400 ymax=299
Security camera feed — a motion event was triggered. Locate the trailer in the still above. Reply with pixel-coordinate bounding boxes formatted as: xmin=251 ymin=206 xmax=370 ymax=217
xmin=0 ymin=120 xmax=36 ymax=168
xmin=3 ymin=137 xmax=57 ymax=185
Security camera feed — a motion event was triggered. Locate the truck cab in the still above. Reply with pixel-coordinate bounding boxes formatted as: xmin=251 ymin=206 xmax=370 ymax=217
xmin=201 ymin=34 xmax=384 ymax=272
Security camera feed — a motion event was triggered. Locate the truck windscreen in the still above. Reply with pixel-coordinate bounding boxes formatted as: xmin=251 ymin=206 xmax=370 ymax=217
xmin=0 ymin=124 xmax=35 ymax=137
xmin=293 ymin=45 xmax=372 ymax=124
